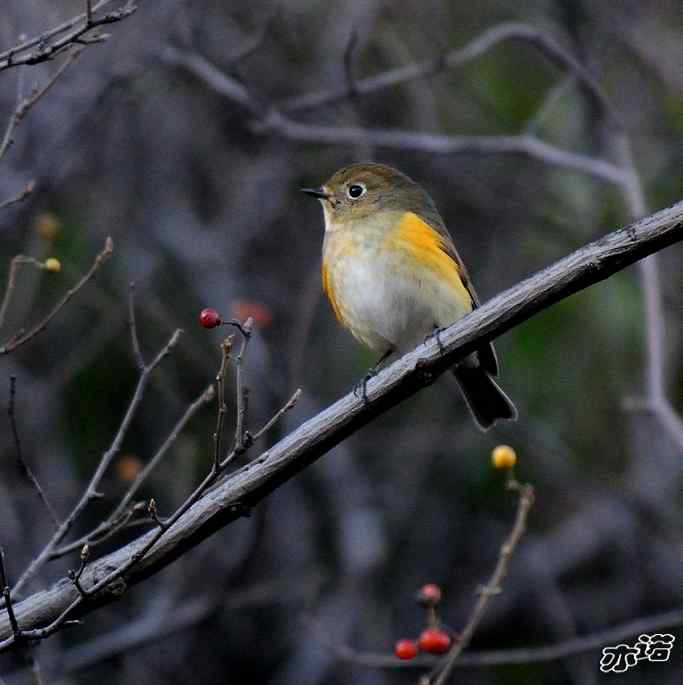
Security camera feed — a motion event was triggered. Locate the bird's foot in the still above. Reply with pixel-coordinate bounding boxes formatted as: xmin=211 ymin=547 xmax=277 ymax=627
xmin=353 ymin=369 xmax=376 ymax=406
xmin=425 ymin=325 xmax=446 ymax=354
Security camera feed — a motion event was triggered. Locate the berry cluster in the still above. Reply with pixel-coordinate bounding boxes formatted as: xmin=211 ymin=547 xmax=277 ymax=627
xmin=393 ymin=583 xmax=453 ymax=660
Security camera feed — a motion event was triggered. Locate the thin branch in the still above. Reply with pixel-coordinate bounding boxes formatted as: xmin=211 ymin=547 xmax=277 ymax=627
xmin=0 ymin=0 xmax=116 ymax=64
xmin=310 ymin=607 xmax=683 ymax=669
xmin=11 ymin=326 xmax=182 ymax=598
xmin=343 ymin=27 xmax=359 ymax=96
xmin=219 ymin=388 xmax=302 ymax=470
xmin=232 ymin=318 xmax=253 ymax=456
xmin=228 ymin=4 xmax=278 ymax=64
xmin=0 ymin=256 xmax=45 ymax=331
xmin=249 ymin=389 xmax=303 ymax=443
xmin=523 ymin=75 xmax=575 ymax=134
xmin=278 ymin=22 xmax=618 ymax=124
xmin=612 ymin=135 xmax=683 ymax=450
xmin=8 ymin=376 xmax=59 ymax=529
xmin=0 ymin=66 xmax=24 ymax=164
xmin=1 ymin=201 xmax=681 ymax=646
xmin=0 ymin=237 xmax=114 ymax=355
xmin=259 ymin=120 xmax=628 ymax=185
xmin=50 ymin=384 xmax=215 ymax=559
xmin=127 ymin=282 xmax=145 ymax=369
xmin=213 ymin=338 xmax=233 ymax=471
xmin=0 ymin=49 xmax=83 ymax=163
xmin=165 ymin=47 xmax=626 ymax=185
xmin=0 ymin=1 xmax=138 ymax=71
xmin=162 ymin=45 xmax=263 ymax=117
xmin=430 ymin=479 xmax=535 ymax=685
xmin=0 ymin=180 xmax=35 ymax=211
xmin=0 ymin=548 xmax=21 ymax=639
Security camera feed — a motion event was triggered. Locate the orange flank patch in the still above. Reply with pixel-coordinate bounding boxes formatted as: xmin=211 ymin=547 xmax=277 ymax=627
xmin=321 ymin=260 xmax=343 ymax=322
xmin=389 ymin=212 xmax=472 ymax=307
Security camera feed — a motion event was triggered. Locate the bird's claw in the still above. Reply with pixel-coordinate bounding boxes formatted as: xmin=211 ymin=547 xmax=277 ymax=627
xmin=425 ymin=326 xmax=446 ymax=353
xmin=353 ymin=369 xmax=376 ymax=406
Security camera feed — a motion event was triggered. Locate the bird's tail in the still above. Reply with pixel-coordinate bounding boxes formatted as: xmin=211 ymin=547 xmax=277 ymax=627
xmin=453 ymin=364 xmax=517 ymax=431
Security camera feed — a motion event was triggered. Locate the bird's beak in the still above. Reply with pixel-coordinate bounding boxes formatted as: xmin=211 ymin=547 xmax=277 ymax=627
xmin=300 ymin=187 xmax=329 ymax=200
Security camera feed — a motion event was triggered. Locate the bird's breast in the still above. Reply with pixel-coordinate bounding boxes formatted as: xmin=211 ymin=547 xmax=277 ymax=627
xmin=322 ymin=213 xmax=472 ymax=352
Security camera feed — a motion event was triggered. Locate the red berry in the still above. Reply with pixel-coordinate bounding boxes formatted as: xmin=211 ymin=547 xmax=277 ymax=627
xmin=417 ymin=583 xmax=442 ymax=606
xmin=199 ymin=308 xmax=221 ymax=329
xmin=394 ymin=638 xmax=419 ymax=660
xmin=418 ymin=628 xmax=451 ymax=654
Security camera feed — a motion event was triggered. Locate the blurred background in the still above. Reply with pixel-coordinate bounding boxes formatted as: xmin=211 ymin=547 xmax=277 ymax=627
xmin=1 ymin=1 xmax=682 ymax=683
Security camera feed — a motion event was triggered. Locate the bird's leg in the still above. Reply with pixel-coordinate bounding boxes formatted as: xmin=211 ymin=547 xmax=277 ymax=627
xmin=425 ymin=323 xmax=446 ymax=354
xmin=354 ymin=348 xmax=394 ymax=405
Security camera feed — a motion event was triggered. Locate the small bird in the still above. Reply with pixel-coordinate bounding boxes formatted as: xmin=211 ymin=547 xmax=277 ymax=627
xmin=302 ymin=162 xmax=517 ymax=430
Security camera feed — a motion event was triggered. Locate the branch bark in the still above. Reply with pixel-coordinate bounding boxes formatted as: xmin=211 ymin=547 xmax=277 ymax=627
xmin=1 ymin=199 xmax=681 ymax=645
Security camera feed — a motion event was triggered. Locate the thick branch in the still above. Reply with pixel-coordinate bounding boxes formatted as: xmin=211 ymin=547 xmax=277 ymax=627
xmin=1 ymin=200 xmax=681 ymax=644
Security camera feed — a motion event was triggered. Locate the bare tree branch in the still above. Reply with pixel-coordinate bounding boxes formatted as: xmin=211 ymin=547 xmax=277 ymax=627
xmin=49 ymin=384 xmax=215 ymax=560
xmin=163 ymin=46 xmax=626 ymax=185
xmin=277 ymin=22 xmax=618 ymax=123
xmin=0 ymin=1 xmax=138 ymax=72
xmin=1 ymin=199 xmax=680 ymax=647
xmin=430 ymin=478 xmax=534 ymax=684
xmin=310 ymin=606 xmax=683 ymax=669
xmin=11 ymin=321 xmax=183 ymax=597
xmin=0 ymin=48 xmax=83 ymax=164
xmin=0 ymin=237 xmax=114 ymax=356
xmin=0 ymin=180 xmax=34 ymax=211
xmin=7 ymin=375 xmax=59 ymax=529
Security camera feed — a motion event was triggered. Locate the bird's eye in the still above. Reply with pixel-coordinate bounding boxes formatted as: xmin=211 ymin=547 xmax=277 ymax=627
xmin=347 ymin=183 xmax=366 ymax=200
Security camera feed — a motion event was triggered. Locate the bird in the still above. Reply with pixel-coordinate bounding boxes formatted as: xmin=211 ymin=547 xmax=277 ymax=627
xmin=301 ymin=162 xmax=517 ymax=430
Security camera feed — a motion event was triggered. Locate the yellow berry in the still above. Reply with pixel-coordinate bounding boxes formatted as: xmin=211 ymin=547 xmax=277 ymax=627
xmin=491 ymin=444 xmax=517 ymax=469
xmin=44 ymin=258 xmax=61 ymax=273
xmin=35 ymin=213 xmax=61 ymax=240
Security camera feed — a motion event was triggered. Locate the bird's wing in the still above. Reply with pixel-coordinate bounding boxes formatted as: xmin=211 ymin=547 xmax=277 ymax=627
xmin=414 ymin=210 xmax=500 ymax=376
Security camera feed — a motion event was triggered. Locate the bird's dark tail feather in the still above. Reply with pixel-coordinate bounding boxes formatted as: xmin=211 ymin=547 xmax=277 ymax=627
xmin=453 ymin=365 xmax=517 ymax=431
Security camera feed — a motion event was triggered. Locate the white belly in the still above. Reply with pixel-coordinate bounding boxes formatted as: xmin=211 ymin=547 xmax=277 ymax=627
xmin=331 ymin=252 xmax=469 ymax=353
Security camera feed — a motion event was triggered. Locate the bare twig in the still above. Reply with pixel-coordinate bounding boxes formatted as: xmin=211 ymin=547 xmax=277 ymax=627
xmin=278 ymin=22 xmax=617 ymax=122
xmin=162 ymin=46 xmax=263 ymax=117
xmin=523 ymin=76 xmax=575 ymax=134
xmin=49 ymin=385 xmax=214 ymax=559
xmin=212 ymin=338 xmax=233 ymax=471
xmin=343 ymin=27 xmax=359 ymax=96
xmin=0 ymin=548 xmax=21 ymax=639
xmin=611 ymin=136 xmax=683 ymax=449
xmin=0 ymin=180 xmax=35 ymax=211
xmin=0 ymin=256 xmax=45 ymax=332
xmin=260 ymin=120 xmax=627 ymax=184
xmin=0 ymin=49 xmax=83 ymax=162
xmin=0 ymin=1 xmax=138 ymax=71
xmin=309 ymin=607 xmax=683 ymax=669
xmin=8 ymin=376 xmax=59 ymax=528
xmin=232 ymin=318 xmax=253 ymax=456
xmin=164 ymin=47 xmax=626 ymax=185
xmin=11 ymin=325 xmax=182 ymax=597
xmin=249 ymin=389 xmax=303 ymax=443
xmin=147 ymin=499 xmax=165 ymax=531
xmin=1 ymin=201 xmax=680 ymax=647
xmin=430 ymin=479 xmax=535 ymax=685
xmin=127 ymin=282 xmax=145 ymax=369
xmin=0 ymin=65 xmax=25 ymax=164
xmin=0 ymin=237 xmax=114 ymax=355
xmin=228 ymin=4 xmax=278 ymax=63
xmin=67 ymin=546 xmax=90 ymax=598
